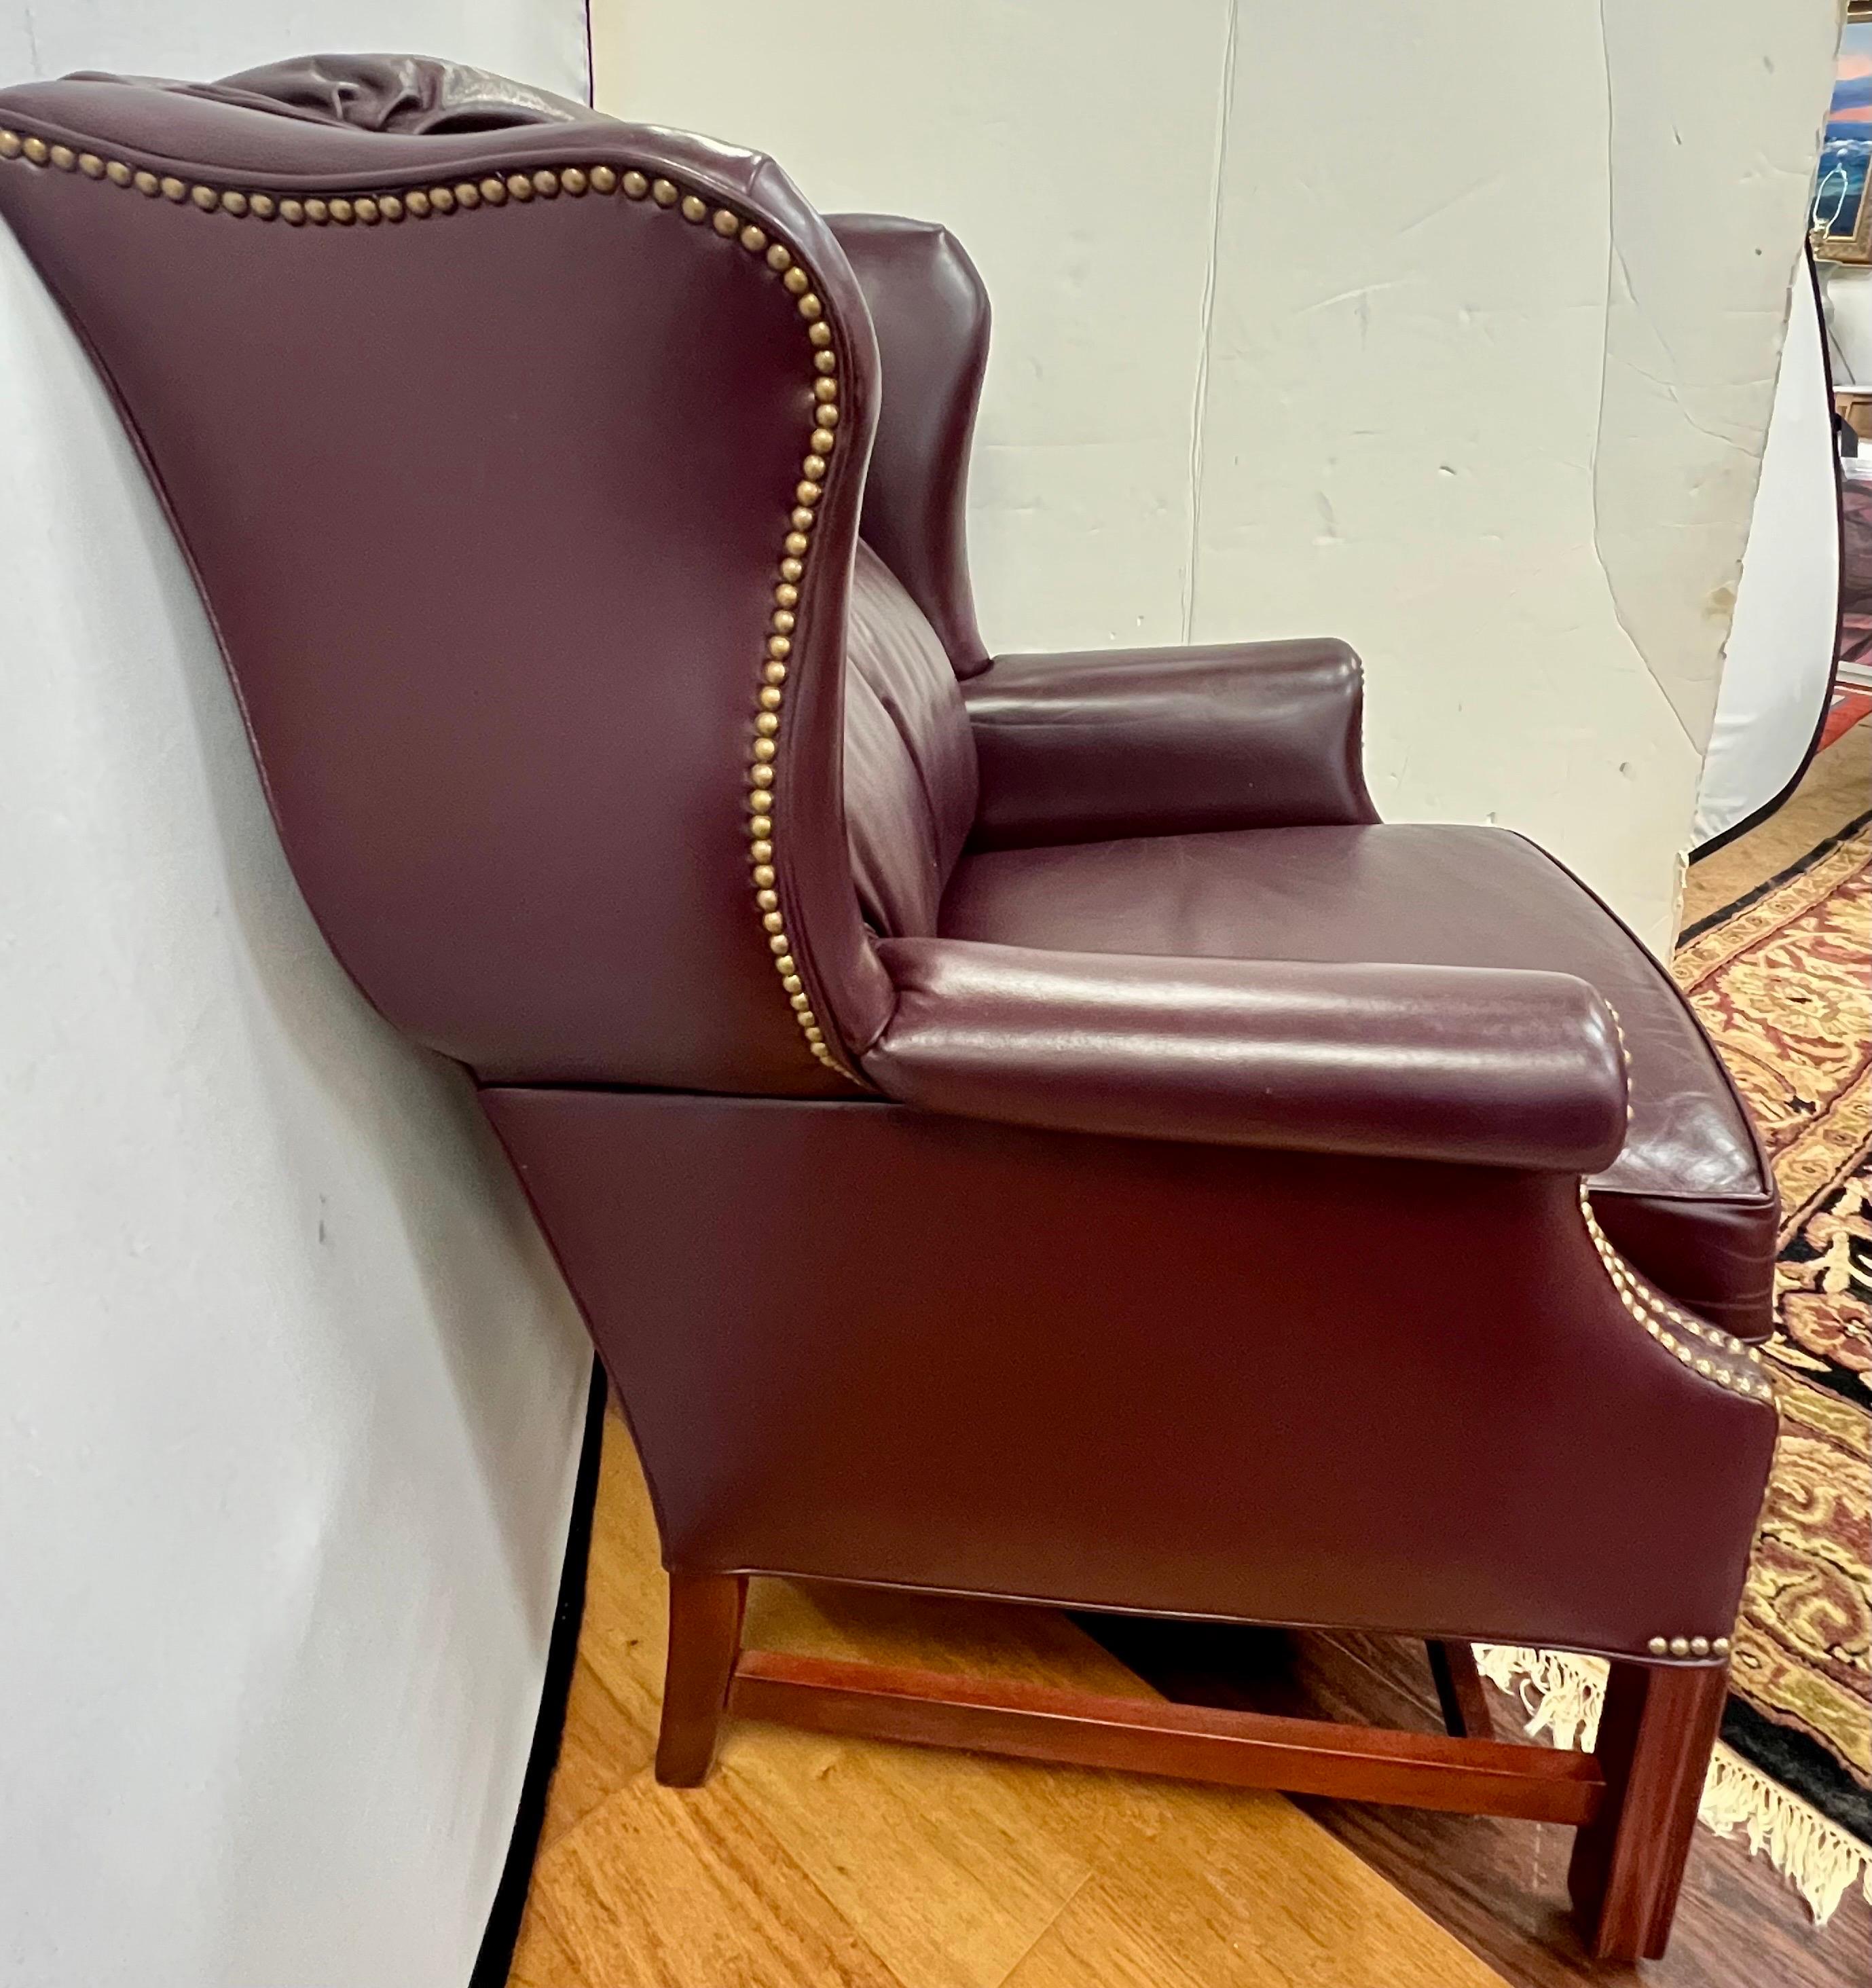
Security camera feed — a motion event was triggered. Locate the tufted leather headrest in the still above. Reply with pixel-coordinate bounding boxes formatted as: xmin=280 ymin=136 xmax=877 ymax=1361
xmin=65 ymin=52 xmax=595 ymax=136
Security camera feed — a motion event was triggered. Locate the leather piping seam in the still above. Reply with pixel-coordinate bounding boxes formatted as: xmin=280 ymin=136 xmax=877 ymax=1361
xmin=0 ymin=124 xmax=855 ymax=1082
xmin=1578 ymin=1181 xmax=1774 ymax=1403
xmin=1587 ymin=1002 xmax=1770 ymax=1401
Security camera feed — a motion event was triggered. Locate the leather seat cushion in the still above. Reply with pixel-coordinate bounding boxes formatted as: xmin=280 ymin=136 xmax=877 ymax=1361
xmin=942 ymin=824 xmax=1776 ymax=1336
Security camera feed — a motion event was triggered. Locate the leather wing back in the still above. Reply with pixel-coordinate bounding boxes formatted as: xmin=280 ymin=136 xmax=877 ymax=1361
xmin=0 ymin=56 xmax=894 ymax=1092
xmin=828 ymin=216 xmax=991 ymax=678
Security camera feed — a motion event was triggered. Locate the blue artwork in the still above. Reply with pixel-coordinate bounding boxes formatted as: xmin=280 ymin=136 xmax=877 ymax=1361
xmin=1815 ymin=18 xmax=1872 ymax=259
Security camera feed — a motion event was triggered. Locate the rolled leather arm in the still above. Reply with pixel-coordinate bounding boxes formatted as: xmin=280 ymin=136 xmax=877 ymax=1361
xmin=862 ymin=938 xmax=1629 ymax=1172
xmin=961 ymin=638 xmax=1380 ymax=850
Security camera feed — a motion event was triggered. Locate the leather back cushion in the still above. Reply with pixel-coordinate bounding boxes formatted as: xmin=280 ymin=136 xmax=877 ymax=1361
xmin=845 ymin=542 xmax=978 ymax=936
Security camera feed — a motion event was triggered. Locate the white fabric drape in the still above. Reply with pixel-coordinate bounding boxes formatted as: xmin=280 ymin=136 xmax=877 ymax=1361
xmin=0 ymin=10 xmax=595 ymax=1987
xmin=1693 ymin=261 xmax=1841 ymax=849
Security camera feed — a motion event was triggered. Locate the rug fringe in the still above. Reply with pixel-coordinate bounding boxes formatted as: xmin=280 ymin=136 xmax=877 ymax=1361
xmin=1475 ymin=1644 xmax=1872 ymax=1924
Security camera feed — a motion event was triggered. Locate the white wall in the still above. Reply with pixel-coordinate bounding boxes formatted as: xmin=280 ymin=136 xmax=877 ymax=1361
xmin=595 ymin=0 xmax=1837 ymax=949
xmin=0 ymin=10 xmax=595 ymax=1987
xmin=604 ymin=0 xmax=1234 ymax=652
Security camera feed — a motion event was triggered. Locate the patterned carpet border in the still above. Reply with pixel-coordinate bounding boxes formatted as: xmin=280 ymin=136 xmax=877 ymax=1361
xmin=1484 ymin=805 xmax=1872 ymax=1921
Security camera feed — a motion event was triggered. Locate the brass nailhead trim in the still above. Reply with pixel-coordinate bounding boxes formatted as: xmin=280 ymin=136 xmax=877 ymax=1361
xmin=1578 ymin=1182 xmax=1774 ymax=1402
xmin=1 ymin=128 xmax=850 ymax=1077
xmin=1646 ymin=1634 xmax=1730 ymax=1660
xmin=1608 ymin=1001 xmax=1634 ymax=1125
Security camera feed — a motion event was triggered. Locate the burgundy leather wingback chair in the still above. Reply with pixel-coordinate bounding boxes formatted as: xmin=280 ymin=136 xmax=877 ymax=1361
xmin=0 ymin=57 xmax=1780 ymax=1962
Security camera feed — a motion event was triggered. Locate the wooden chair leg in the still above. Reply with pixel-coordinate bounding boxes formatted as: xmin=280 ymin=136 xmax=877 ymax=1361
xmin=1426 ymin=1640 xmax=1493 ymax=1740
xmin=654 ymin=1572 xmax=748 ymax=1788
xmin=1568 ymin=1658 xmax=1727 ymax=1962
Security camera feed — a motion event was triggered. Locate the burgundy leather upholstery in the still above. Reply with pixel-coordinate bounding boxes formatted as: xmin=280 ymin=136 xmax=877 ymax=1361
xmin=964 ymin=639 xmax=1378 ymax=848
xmin=0 ymin=57 xmax=891 ymax=1094
xmin=942 ymin=824 xmax=1776 ymax=1334
xmin=828 ymin=215 xmax=990 ymax=678
xmin=0 ymin=56 xmax=1778 ymax=1668
xmin=483 ymin=1087 xmax=1775 ymax=1660
xmin=844 ymin=542 xmax=976 ymax=937
xmin=868 ymin=939 xmax=1629 ymax=1171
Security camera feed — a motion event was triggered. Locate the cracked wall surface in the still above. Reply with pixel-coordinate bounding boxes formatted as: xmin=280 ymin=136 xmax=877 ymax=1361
xmin=596 ymin=0 xmax=1836 ymax=949
xmin=1591 ymin=1 xmax=1840 ymax=756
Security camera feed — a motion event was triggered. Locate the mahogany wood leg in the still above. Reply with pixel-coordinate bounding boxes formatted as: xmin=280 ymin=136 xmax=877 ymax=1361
xmin=654 ymin=1572 xmax=748 ymax=1788
xmin=1568 ymin=1658 xmax=1727 ymax=1962
xmin=1426 ymin=1640 xmax=1494 ymax=1740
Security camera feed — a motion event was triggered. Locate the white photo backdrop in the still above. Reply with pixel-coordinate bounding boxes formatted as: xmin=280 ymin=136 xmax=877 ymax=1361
xmin=0 ymin=10 xmax=595 ymax=1988
xmin=1693 ymin=259 xmax=1841 ymax=849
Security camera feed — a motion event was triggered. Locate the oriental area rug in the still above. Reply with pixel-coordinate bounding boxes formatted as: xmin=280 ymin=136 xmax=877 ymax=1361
xmin=1483 ymin=744 xmax=1871 ymax=1923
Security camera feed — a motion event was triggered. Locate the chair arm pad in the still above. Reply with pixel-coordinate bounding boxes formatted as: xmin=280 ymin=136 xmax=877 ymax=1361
xmin=862 ymin=938 xmax=1629 ymax=1172
xmin=961 ymin=638 xmax=1378 ymax=849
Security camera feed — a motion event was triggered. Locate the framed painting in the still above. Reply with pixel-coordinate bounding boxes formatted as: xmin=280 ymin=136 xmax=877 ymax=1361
xmin=1814 ymin=3 xmax=1872 ymax=263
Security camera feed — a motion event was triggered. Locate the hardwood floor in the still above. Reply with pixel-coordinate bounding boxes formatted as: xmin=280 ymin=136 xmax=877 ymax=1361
xmin=507 ymin=1418 xmax=1507 ymax=1988
xmin=1086 ymin=1615 xmax=1869 ymax=1988
xmin=512 ymin=1412 xmax=1868 ymax=1987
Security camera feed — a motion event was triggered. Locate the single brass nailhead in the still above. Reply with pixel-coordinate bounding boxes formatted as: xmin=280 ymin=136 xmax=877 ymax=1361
xmin=0 ymin=129 xmax=854 ymax=1074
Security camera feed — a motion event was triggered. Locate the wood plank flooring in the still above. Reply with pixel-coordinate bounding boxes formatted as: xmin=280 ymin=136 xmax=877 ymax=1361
xmin=1087 ymin=1616 xmax=1869 ymax=1988
xmin=507 ymin=1420 xmax=1508 ymax=1988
